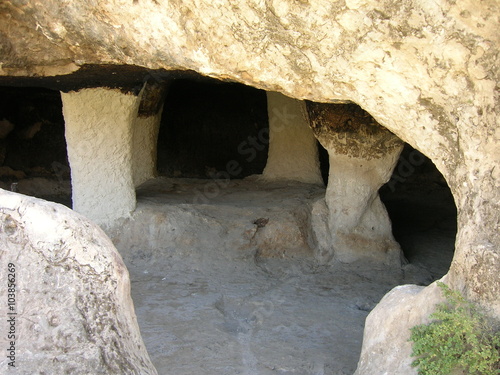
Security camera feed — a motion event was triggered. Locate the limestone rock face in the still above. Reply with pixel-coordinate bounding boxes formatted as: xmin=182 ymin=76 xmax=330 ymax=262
xmin=0 ymin=189 xmax=157 ymax=374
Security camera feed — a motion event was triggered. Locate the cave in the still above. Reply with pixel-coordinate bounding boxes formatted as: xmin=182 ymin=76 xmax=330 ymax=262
xmin=380 ymin=145 xmax=457 ymax=282
xmin=0 ymin=77 xmax=458 ymax=374
xmin=0 ymin=1 xmax=498 ymax=374
xmin=0 ymin=83 xmax=456 ymax=281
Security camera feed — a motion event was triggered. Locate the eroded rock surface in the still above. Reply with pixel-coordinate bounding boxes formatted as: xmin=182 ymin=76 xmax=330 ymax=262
xmin=111 ymin=177 xmax=325 ymax=264
xmin=355 ymin=282 xmax=444 ymax=375
xmin=0 ymin=189 xmax=156 ymax=374
xmin=1 ymin=1 xmax=496 ymax=310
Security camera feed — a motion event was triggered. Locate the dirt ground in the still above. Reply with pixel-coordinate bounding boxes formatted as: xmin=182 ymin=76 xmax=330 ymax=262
xmin=124 ymin=177 xmax=456 ymax=375
xmin=130 ymin=255 xmax=402 ymax=375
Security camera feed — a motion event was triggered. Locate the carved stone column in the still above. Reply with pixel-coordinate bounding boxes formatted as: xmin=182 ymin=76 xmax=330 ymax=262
xmin=132 ymin=82 xmax=166 ymax=187
xmin=62 ymin=87 xmax=141 ymax=227
xmin=262 ymin=92 xmax=323 ymax=185
xmin=306 ymin=102 xmax=404 ymax=265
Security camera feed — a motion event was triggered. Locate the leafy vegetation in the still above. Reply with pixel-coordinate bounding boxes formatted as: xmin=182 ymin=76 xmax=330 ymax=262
xmin=410 ymin=282 xmax=500 ymax=375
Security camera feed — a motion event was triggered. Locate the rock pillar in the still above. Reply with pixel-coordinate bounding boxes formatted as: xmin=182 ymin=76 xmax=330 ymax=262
xmin=306 ymin=102 xmax=404 ymax=265
xmin=61 ymin=87 xmax=141 ymax=227
xmin=132 ymin=82 xmax=166 ymax=187
xmin=262 ymin=92 xmax=323 ymax=185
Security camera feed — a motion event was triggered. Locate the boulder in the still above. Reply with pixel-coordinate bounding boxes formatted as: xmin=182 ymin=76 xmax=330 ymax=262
xmin=0 ymin=189 xmax=157 ymax=374
xmin=355 ymin=282 xmax=444 ymax=375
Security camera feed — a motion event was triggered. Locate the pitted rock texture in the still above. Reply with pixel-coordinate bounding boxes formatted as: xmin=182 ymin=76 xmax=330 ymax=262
xmin=0 ymin=189 xmax=157 ymax=375
xmin=354 ymin=282 xmax=445 ymax=375
xmin=306 ymin=102 xmax=404 ymax=159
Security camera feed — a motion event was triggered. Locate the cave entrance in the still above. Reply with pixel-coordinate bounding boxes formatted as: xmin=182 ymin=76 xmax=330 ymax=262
xmin=156 ymin=78 xmax=269 ymax=179
xmin=0 ymin=79 xmax=459 ymax=374
xmin=0 ymin=83 xmax=457 ymax=281
xmin=380 ymin=144 xmax=457 ymax=283
xmin=0 ymin=86 xmax=71 ymax=206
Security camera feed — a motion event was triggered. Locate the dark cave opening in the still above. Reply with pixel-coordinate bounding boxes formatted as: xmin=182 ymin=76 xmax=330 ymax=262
xmin=318 ymin=141 xmax=330 ymax=185
xmin=0 ymin=86 xmax=71 ymax=206
xmin=380 ymin=144 xmax=457 ymax=282
xmin=156 ymin=78 xmax=269 ymax=179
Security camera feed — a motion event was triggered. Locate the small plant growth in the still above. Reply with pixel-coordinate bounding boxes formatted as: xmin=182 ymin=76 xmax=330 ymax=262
xmin=410 ymin=282 xmax=500 ymax=375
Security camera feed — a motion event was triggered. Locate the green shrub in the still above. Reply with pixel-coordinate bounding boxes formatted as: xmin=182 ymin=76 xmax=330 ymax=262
xmin=409 ymin=282 xmax=500 ymax=375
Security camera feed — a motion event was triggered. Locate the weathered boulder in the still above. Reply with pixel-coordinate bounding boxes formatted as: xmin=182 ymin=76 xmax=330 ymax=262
xmin=354 ymin=282 xmax=444 ymax=375
xmin=0 ymin=189 xmax=157 ymax=374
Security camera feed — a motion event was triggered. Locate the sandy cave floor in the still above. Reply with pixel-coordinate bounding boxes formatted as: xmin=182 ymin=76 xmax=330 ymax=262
xmin=122 ymin=177 xmax=456 ymax=375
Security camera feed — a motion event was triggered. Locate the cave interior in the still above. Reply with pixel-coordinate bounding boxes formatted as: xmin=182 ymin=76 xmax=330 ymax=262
xmin=0 ymin=74 xmax=456 ymax=280
xmin=0 ymin=71 xmax=460 ymax=373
